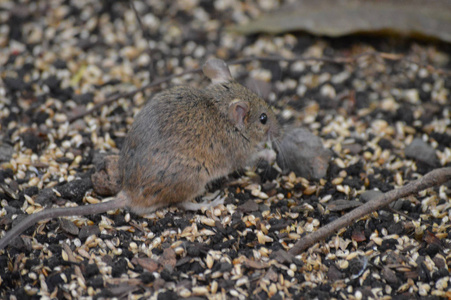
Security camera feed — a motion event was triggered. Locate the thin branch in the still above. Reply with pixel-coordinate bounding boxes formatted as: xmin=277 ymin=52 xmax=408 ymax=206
xmin=68 ymin=52 xmax=451 ymax=123
xmin=67 ymin=68 xmax=201 ymax=122
xmin=62 ymin=244 xmax=85 ymax=283
xmin=288 ymin=167 xmax=451 ymax=255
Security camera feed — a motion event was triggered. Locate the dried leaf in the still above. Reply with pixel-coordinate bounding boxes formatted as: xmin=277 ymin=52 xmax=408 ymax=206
xmin=59 ymin=218 xmax=80 ymax=235
xmin=423 ymin=231 xmax=441 ymax=245
xmin=351 ymin=230 xmax=366 ymax=242
xmin=131 ymin=257 xmax=159 ymax=273
xmin=243 ymin=257 xmax=270 ymax=269
xmin=230 ymin=0 xmax=451 ymax=43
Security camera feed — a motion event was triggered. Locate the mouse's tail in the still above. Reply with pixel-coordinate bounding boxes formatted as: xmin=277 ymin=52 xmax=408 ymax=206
xmin=0 ymin=193 xmax=128 ymax=251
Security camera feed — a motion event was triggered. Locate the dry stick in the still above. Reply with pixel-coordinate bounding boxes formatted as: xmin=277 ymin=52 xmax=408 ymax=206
xmin=68 ymin=52 xmax=451 ymax=123
xmin=244 ymin=52 xmax=451 ymax=76
xmin=67 ymin=68 xmax=201 ymax=122
xmin=289 ymin=167 xmax=451 ymax=255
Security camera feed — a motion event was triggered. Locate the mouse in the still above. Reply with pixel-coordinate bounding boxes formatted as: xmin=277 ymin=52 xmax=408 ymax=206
xmin=0 ymin=58 xmax=280 ymax=250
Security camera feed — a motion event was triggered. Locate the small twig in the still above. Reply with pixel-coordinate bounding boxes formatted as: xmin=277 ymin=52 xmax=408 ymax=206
xmin=387 ymin=207 xmax=423 ymax=223
xmin=68 ymin=52 xmax=451 ymax=123
xmin=62 ymin=243 xmax=86 ymax=283
xmin=231 ymin=54 xmax=354 ymax=65
xmin=129 ymin=1 xmax=149 ymax=49
xmin=67 ymin=68 xmax=201 ymax=122
xmin=289 ymin=167 xmax=451 ymax=255
xmin=129 ymin=0 xmax=154 ymax=81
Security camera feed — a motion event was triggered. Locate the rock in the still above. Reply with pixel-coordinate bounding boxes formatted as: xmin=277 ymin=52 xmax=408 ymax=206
xmin=275 ymin=127 xmax=332 ymax=180
xmin=20 ymin=130 xmax=47 ymax=152
xmin=360 ymin=190 xmax=403 ymax=210
xmin=382 ymin=267 xmax=399 ymax=285
xmin=237 ymin=200 xmax=259 ymax=213
xmin=405 ymin=138 xmax=441 ymax=168
xmin=34 ymin=188 xmax=58 ymax=206
xmin=87 ymin=275 xmax=104 ymax=289
xmin=43 ymin=75 xmax=61 ymax=91
xmin=270 ymin=249 xmax=294 ymax=264
xmin=342 ymin=143 xmax=363 ymax=155
xmin=3 ymin=76 xmax=27 ymax=91
xmin=59 ymin=218 xmax=80 ymax=235
xmin=56 ymin=177 xmax=93 ymax=202
xmin=359 ymin=190 xmax=383 ymax=203
xmin=327 ymin=264 xmax=344 ymax=281
xmin=79 ymin=225 xmax=101 ymax=240
xmin=326 ymin=199 xmax=362 ymax=212
xmin=0 ymin=142 xmax=14 ymax=162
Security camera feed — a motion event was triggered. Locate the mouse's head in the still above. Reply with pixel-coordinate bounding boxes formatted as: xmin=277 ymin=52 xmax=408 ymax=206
xmin=203 ymin=58 xmax=280 ymax=164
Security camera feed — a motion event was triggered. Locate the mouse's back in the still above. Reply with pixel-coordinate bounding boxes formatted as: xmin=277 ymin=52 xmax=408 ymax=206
xmin=119 ymin=59 xmax=280 ymax=213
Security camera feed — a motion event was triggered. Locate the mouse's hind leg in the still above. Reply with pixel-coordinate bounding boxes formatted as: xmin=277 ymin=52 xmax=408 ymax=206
xmin=177 ymin=191 xmax=225 ymax=211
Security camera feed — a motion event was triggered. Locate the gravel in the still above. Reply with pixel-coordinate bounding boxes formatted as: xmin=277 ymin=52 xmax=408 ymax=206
xmin=0 ymin=0 xmax=450 ymax=299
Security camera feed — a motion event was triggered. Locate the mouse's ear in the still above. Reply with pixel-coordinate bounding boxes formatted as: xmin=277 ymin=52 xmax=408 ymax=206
xmin=202 ymin=59 xmax=233 ymax=84
xmin=229 ymin=99 xmax=249 ymax=130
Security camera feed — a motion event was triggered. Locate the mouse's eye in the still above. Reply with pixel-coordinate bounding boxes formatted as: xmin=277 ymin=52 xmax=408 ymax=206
xmin=260 ymin=113 xmax=268 ymax=125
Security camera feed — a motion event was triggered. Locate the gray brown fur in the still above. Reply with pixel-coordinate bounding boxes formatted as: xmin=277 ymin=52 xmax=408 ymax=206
xmin=0 ymin=58 xmax=280 ymax=249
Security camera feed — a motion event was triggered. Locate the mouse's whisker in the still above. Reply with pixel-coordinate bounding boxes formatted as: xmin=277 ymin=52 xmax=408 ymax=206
xmin=262 ymin=160 xmax=273 ymax=182
xmin=272 ymin=139 xmax=288 ymax=172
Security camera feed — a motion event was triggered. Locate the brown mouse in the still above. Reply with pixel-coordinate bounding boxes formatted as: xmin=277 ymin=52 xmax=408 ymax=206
xmin=0 ymin=58 xmax=280 ymax=250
